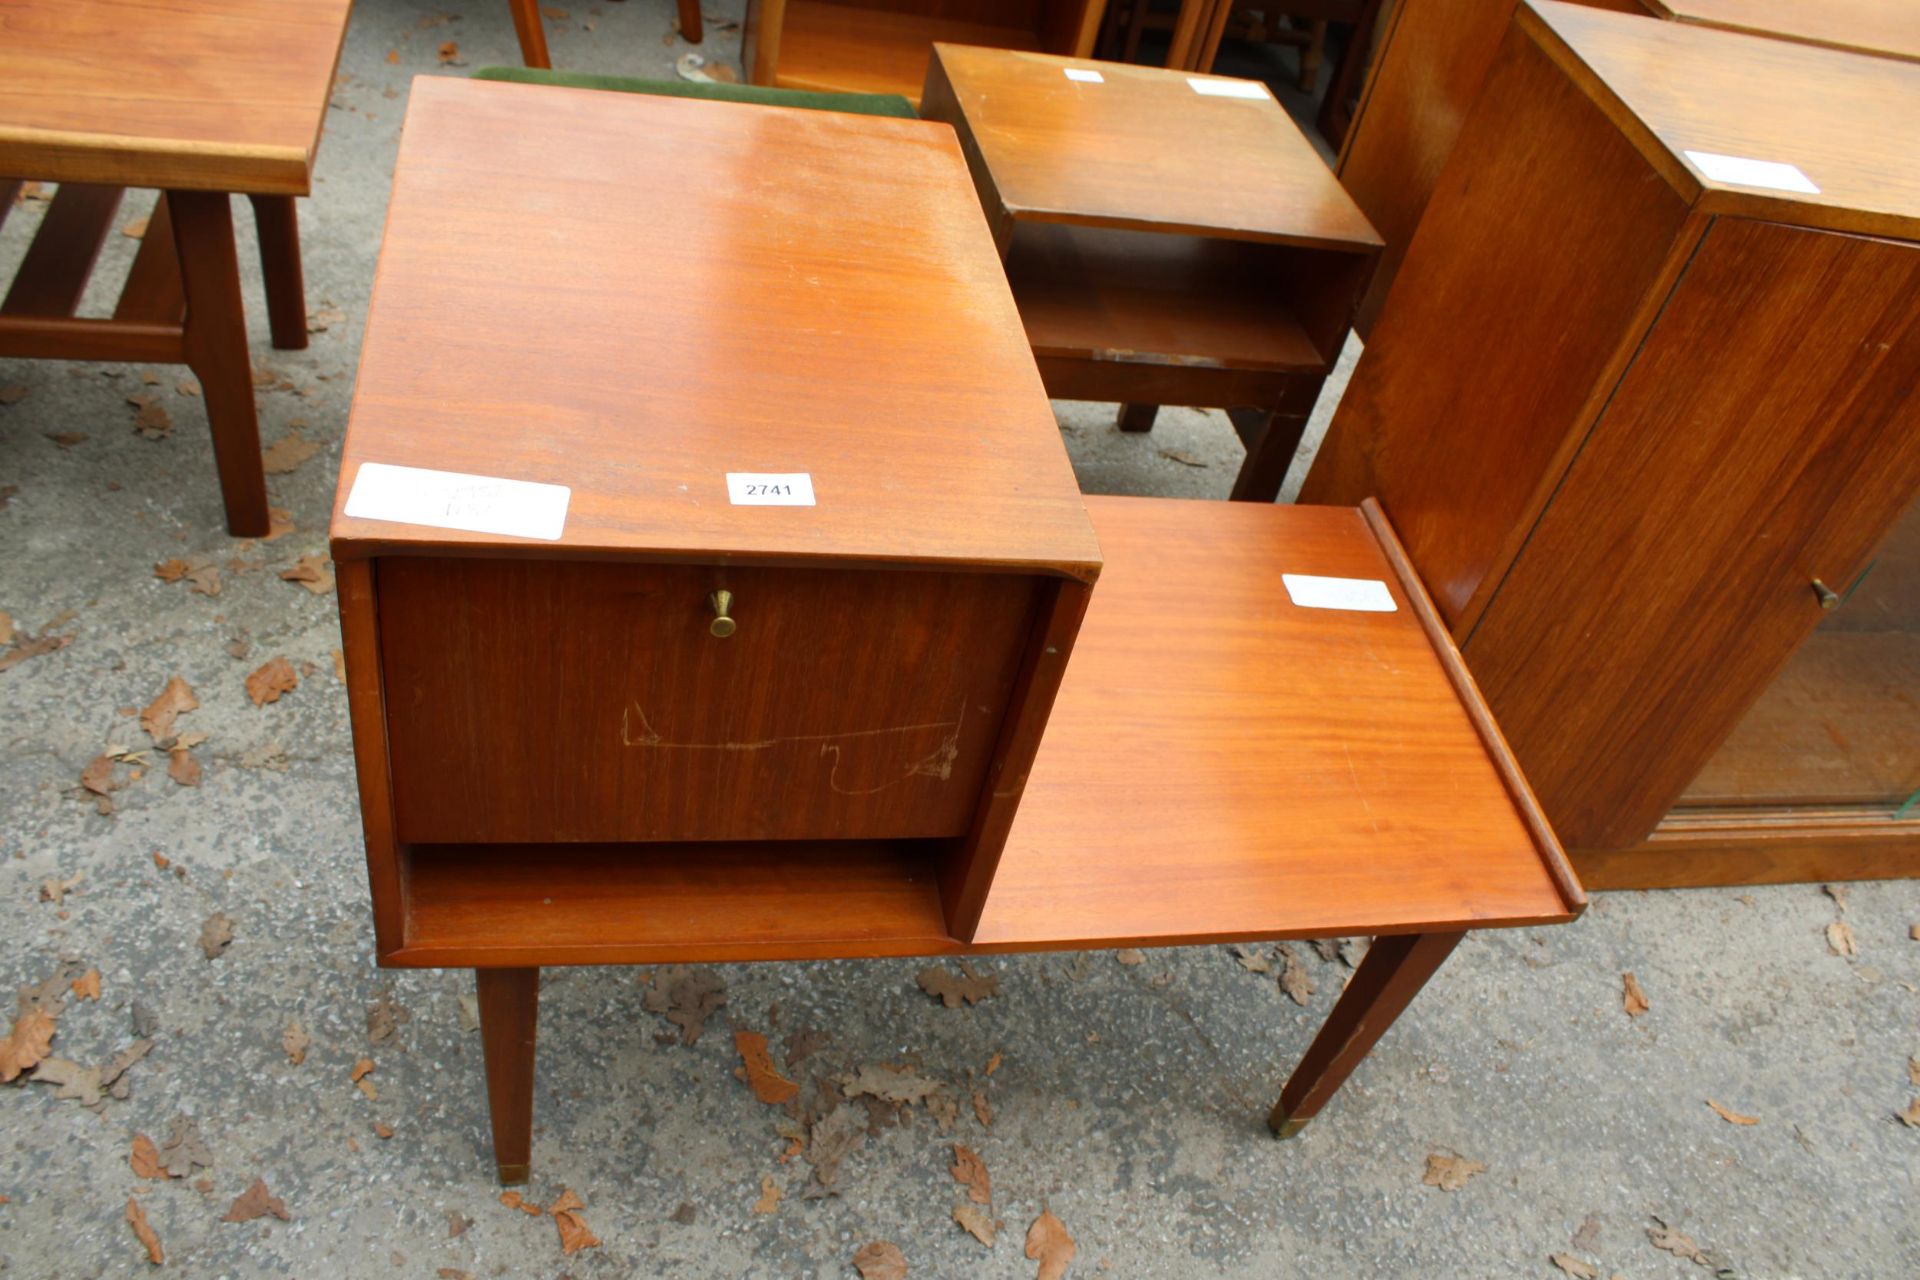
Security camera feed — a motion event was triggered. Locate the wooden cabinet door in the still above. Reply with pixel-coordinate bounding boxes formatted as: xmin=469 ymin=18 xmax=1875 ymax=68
xmin=1464 ymin=218 xmax=1920 ymax=850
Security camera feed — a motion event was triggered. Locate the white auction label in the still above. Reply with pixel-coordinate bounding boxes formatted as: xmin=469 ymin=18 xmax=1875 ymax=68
xmin=1063 ymin=67 xmax=1104 ymax=83
xmin=343 ymin=462 xmax=570 ymax=540
xmin=1188 ymin=76 xmax=1267 ymax=100
xmin=1282 ymin=574 xmax=1397 ymax=613
xmin=1683 ymin=150 xmax=1819 ymax=195
xmin=726 ymin=472 xmax=816 ymax=506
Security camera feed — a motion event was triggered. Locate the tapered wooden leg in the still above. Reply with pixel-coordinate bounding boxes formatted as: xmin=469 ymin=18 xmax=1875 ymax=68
xmin=1117 ymin=402 xmax=1158 ymax=433
xmin=477 ymin=967 xmax=539 ymax=1184
xmin=1271 ymin=931 xmax=1463 ymax=1137
xmin=247 ymin=195 xmax=307 ymax=352
xmin=1228 ymin=374 xmax=1325 ymax=503
xmin=169 ymin=190 xmax=268 ymax=537
xmin=678 ymin=0 xmax=704 ymax=42
xmin=508 ymin=0 xmax=552 ymax=68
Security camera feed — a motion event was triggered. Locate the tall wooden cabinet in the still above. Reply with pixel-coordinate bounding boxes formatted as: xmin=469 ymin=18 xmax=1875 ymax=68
xmin=1305 ymin=0 xmax=1920 ymax=888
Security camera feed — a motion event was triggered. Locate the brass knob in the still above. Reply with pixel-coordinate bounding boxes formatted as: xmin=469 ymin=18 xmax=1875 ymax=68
xmin=708 ymin=590 xmax=736 ymax=638
xmin=1811 ymin=579 xmax=1840 ymax=610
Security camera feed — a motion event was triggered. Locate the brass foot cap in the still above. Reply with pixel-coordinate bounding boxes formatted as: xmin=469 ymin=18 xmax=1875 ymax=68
xmin=1270 ymin=1114 xmax=1309 ymax=1140
xmin=497 ymin=1162 xmax=531 ymax=1185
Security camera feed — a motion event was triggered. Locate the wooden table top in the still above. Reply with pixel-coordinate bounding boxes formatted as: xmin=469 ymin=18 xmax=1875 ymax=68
xmin=0 ymin=0 xmax=352 ymax=194
xmin=972 ymin=497 xmax=1582 ymax=949
xmin=927 ymin=43 xmax=1380 ymax=251
xmin=331 ymin=76 xmax=1099 ymax=578
xmin=1645 ymin=0 xmax=1919 ymax=64
xmin=1528 ymin=0 xmax=1920 ymax=242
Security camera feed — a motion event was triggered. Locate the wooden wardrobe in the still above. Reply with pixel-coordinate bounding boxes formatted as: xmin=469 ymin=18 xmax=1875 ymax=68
xmin=1305 ymin=0 xmax=1920 ymax=889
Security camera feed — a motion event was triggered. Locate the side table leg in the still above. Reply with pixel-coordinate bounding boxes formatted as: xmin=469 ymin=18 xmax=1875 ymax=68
xmin=508 ymin=0 xmax=552 ymax=68
xmin=1227 ymin=374 xmax=1325 ymax=503
xmin=247 ymin=195 xmax=309 ymax=352
xmin=477 ymin=967 xmax=540 ymax=1184
xmin=1117 ymin=403 xmax=1158 ymax=433
xmin=678 ymin=0 xmax=704 ymax=42
xmin=170 ymin=190 xmax=269 ymax=538
xmin=1270 ymin=931 xmax=1463 ymax=1137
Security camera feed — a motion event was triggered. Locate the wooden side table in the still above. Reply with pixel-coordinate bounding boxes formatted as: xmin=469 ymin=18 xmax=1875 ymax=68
xmin=0 ymin=0 xmax=350 ymax=536
xmin=1640 ymin=0 xmax=1919 ymax=63
xmin=331 ymin=76 xmax=1580 ymax=1182
xmin=920 ymin=44 xmax=1380 ymax=503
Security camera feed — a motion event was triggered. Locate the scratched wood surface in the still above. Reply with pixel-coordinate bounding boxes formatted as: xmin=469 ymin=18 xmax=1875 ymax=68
xmin=329 ymin=76 xmax=1099 ymax=578
xmin=387 ymin=498 xmax=1583 ymax=967
xmin=924 ymin=43 xmax=1381 ymax=251
xmin=1642 ymin=0 xmax=1920 ymax=62
xmin=377 ymin=557 xmax=1040 ymax=843
xmin=0 ymin=0 xmax=352 ymax=193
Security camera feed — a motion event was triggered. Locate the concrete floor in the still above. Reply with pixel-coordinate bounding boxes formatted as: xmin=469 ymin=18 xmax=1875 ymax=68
xmin=2 ymin=1 xmax=1917 ymax=1276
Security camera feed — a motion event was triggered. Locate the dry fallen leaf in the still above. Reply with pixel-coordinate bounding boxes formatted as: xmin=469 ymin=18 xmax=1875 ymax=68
xmin=499 ymin=1191 xmax=542 ymax=1215
xmin=122 ymin=215 xmax=150 ymax=239
xmin=1909 ymin=1056 xmax=1920 ymax=1087
xmin=72 ymin=970 xmax=101 ymax=1001
xmin=41 ymin=871 xmax=83 ymax=903
xmin=1647 ymin=1216 xmax=1715 ymax=1267
xmin=437 ymin=40 xmax=462 ymax=63
xmin=803 ymin=1103 xmax=866 ymax=1193
xmin=1277 ymin=943 xmax=1315 ymax=1006
xmin=1706 ymin=1098 xmax=1758 ymax=1126
xmin=916 ymin=962 xmax=999 ymax=1008
xmin=1160 ymin=449 xmax=1207 ymax=468
xmin=1828 ymin=920 xmax=1859 ymax=958
xmin=131 ymin=1134 xmax=165 ymax=1179
xmin=736 ymin=1030 xmax=800 ymax=1104
xmin=168 ymin=748 xmax=202 ymax=787
xmin=223 ymin=1177 xmax=290 ymax=1222
xmin=842 ymin=1064 xmax=943 ymax=1108
xmin=245 ymin=657 xmax=299 ymax=706
xmin=46 ymin=431 xmax=88 ymax=449
xmin=1231 ymin=944 xmax=1271 ymax=974
xmin=972 ymin=1088 xmax=994 ymax=1129
xmin=752 ymin=1174 xmax=781 ymax=1215
xmin=199 ymin=911 xmax=235 ymax=959
xmin=1422 ymin=1152 xmax=1486 ymax=1191
xmin=1898 ymin=1098 xmax=1920 ymax=1128
xmin=158 ymin=1116 xmax=213 ymax=1178
xmin=263 ymin=507 xmax=295 ymax=541
xmin=128 ymin=395 xmax=172 ymax=440
xmin=279 ymin=554 xmax=335 ymax=595
xmin=1115 ymin=948 xmax=1145 ymax=966
xmin=261 ymin=431 xmax=321 ymax=475
xmin=373 ymin=1121 xmax=395 ymax=1139
xmin=640 ymin=966 xmax=726 ymax=1044
xmin=852 ymin=1240 xmax=909 ymax=1280
xmin=548 ymin=1188 xmax=600 ymax=1255
xmin=32 ymin=1057 xmax=106 ymax=1105
xmin=951 ymin=1144 xmax=991 ymax=1205
xmin=1549 ymin=1254 xmax=1599 ymax=1279
xmin=953 ymin=1202 xmax=996 ymax=1247
xmin=282 ymin=1020 xmax=310 ymax=1065
xmin=0 ymin=1007 xmax=57 ymax=1082
xmin=127 ymin=1196 xmax=164 ymax=1265
xmin=1622 ymin=972 xmax=1649 ymax=1018
xmin=367 ymin=992 xmax=411 ymax=1044
xmin=1025 ymin=1211 xmax=1075 ymax=1280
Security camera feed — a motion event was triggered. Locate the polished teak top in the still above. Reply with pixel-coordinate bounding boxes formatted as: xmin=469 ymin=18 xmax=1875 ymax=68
xmin=330 ymin=76 xmax=1099 ymax=577
xmin=928 ymin=43 xmax=1380 ymax=251
xmin=1645 ymin=0 xmax=1919 ymax=64
xmin=0 ymin=0 xmax=352 ymax=193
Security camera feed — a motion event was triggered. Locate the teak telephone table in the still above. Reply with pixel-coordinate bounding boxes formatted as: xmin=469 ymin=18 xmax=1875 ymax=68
xmin=0 ymin=0 xmax=351 ymax=536
xmin=332 ymin=77 xmax=1582 ymax=1182
xmin=920 ymin=45 xmax=1381 ymax=504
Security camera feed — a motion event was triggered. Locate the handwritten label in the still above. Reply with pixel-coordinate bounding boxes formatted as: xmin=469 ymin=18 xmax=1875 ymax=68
xmin=1683 ymin=150 xmax=1819 ymax=195
xmin=343 ymin=462 xmax=569 ymax=540
xmin=1063 ymin=67 xmax=1104 ymax=83
xmin=1188 ymin=76 xmax=1267 ymax=100
xmin=727 ymin=472 xmax=816 ymax=506
xmin=1282 ymin=574 xmax=1396 ymax=613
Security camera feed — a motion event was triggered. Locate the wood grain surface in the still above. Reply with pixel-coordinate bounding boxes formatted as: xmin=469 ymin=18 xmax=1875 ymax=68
xmin=1643 ymin=0 xmax=1920 ymax=63
xmin=925 ymin=43 xmax=1380 ymax=250
xmin=1467 ymin=218 xmax=1920 ymax=851
xmin=0 ymin=0 xmax=351 ymax=193
xmin=329 ymin=77 xmax=1099 ymax=579
xmin=1527 ymin=0 xmax=1920 ymax=241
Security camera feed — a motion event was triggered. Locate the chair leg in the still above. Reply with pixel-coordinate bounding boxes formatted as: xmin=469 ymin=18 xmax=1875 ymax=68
xmin=678 ymin=0 xmax=704 ymax=43
xmin=1117 ymin=402 xmax=1158 ymax=433
xmin=1270 ymin=931 xmax=1463 ymax=1137
xmin=247 ymin=195 xmax=307 ymax=352
xmin=477 ymin=967 xmax=540 ymax=1185
xmin=508 ymin=0 xmax=552 ymax=68
xmin=1299 ymin=19 xmax=1329 ymax=92
xmin=169 ymin=190 xmax=268 ymax=538
xmin=1228 ymin=374 xmax=1325 ymax=502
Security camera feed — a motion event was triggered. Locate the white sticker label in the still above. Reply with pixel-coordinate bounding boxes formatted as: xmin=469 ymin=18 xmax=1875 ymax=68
xmin=343 ymin=462 xmax=569 ymax=540
xmin=1063 ymin=67 xmax=1104 ymax=83
xmin=1683 ymin=150 xmax=1819 ymax=195
xmin=1188 ymin=76 xmax=1267 ymax=100
xmin=726 ymin=472 xmax=816 ymax=506
xmin=1282 ymin=574 xmax=1397 ymax=612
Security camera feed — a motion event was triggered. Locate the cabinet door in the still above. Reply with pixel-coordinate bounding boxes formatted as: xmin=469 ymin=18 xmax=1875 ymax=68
xmin=1464 ymin=218 xmax=1920 ymax=850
